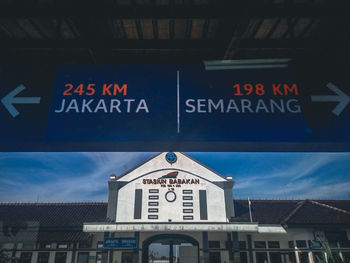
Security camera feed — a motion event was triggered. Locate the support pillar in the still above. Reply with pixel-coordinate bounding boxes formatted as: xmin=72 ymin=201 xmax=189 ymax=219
xmin=227 ymin=232 xmax=233 ymax=263
xmin=232 ymin=232 xmax=241 ymax=263
xmin=71 ymin=243 xmax=77 ymax=263
xmin=134 ymin=232 xmax=140 ymax=263
xmin=106 ymin=232 xmax=114 ymax=263
xmin=202 ymin=232 xmax=209 ymax=263
xmin=169 ymin=241 xmax=174 ymax=263
xmin=247 ymin=235 xmax=254 ymax=263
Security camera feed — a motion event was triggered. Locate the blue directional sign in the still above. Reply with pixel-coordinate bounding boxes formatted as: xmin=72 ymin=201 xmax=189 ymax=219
xmin=103 ymin=237 xmax=137 ymax=249
xmin=0 ymin=61 xmax=349 ymax=151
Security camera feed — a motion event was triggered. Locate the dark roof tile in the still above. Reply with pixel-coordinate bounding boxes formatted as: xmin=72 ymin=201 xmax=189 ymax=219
xmin=0 ymin=203 xmax=108 ymax=228
xmin=1 ymin=200 xmax=350 ymax=229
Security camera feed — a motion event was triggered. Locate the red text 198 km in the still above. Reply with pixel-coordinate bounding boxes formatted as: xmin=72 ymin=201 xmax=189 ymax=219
xmin=233 ymin=83 xmax=298 ymax=96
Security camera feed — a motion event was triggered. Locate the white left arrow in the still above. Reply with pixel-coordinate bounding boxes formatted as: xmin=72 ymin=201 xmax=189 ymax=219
xmin=311 ymin=82 xmax=350 ymax=116
xmin=1 ymin=84 xmax=41 ymax=118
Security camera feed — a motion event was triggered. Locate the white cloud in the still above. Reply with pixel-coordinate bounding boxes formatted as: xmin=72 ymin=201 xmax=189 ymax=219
xmin=0 ymin=152 xmax=154 ymax=202
xmin=306 ymin=181 xmax=350 ymax=199
xmin=234 ymin=153 xmax=345 ymax=190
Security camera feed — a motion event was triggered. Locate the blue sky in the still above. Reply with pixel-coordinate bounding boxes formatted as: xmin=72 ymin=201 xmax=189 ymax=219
xmin=0 ymin=152 xmax=349 ymax=202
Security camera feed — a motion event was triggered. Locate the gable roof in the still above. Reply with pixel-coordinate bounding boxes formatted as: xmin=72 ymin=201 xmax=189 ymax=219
xmin=232 ymin=199 xmax=350 ymax=226
xmin=116 ymin=152 xmax=227 ymax=182
xmin=0 ymin=203 xmax=108 ymax=242
xmin=283 ymin=200 xmax=350 ymax=226
xmin=1 ymin=200 xmax=349 ymax=233
xmin=0 ymin=202 xmax=108 ymax=228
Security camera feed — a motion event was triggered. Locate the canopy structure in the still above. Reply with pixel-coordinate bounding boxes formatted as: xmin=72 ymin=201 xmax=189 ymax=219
xmin=0 ymin=0 xmax=348 ymax=64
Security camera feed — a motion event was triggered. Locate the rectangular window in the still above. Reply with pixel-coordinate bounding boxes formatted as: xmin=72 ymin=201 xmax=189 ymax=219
xmin=77 ymin=253 xmax=89 ymax=263
xmin=340 ymin=241 xmax=350 ymax=248
xmin=149 ymin=189 xmax=159 ymax=193
xmin=148 ymin=202 xmax=159 ymax=206
xmin=183 ymin=209 xmax=193 ymax=213
xmin=296 ymin=240 xmax=307 ymax=248
xmin=78 ymin=241 xmax=91 ymax=248
xmin=225 ymin=241 xmax=233 ymax=250
xmin=39 ymin=243 xmax=51 ymax=249
xmin=57 ymin=243 xmax=68 ymax=249
xmin=183 ymin=216 xmax=193 ymax=220
xmin=329 ymin=242 xmax=338 ymax=248
xmin=54 ymin=253 xmax=67 ymax=263
xmin=309 ymin=240 xmax=321 ymax=249
xmin=199 ymin=190 xmax=208 ymax=220
xmin=325 ymin=231 xmax=348 ymax=241
xmin=270 ymin=252 xmax=282 ymax=263
xmin=183 ymin=196 xmax=193 ymax=200
xmin=288 ymin=241 xmax=294 ymax=248
xmin=148 ymin=215 xmax=158 ymax=219
xmin=268 ymin=241 xmax=280 ymax=248
xmin=148 ymin=208 xmax=158 ymax=213
xmin=239 ymin=241 xmax=246 ymax=249
xmin=23 ymin=243 xmax=34 ymax=250
xmin=254 ymin=241 xmax=266 ymax=248
xmin=148 ymin=195 xmax=159 ymax=200
xmin=183 ymin=190 xmax=192 ymax=194
xmin=208 ymin=241 xmax=220 ymax=249
xmin=256 ymin=252 xmax=268 ymax=263
xmin=37 ymin=252 xmax=50 ymax=263
xmin=240 ymin=252 xmax=248 ymax=263
xmin=134 ymin=189 xmax=142 ymax=219
xmin=1 ymin=243 xmax=14 ymax=249
xmin=19 ymin=253 xmax=32 ymax=263
xmin=183 ymin=202 xmax=193 ymax=207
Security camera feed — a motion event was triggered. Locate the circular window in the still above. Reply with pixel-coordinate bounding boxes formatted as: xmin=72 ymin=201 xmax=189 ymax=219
xmin=165 ymin=191 xmax=176 ymax=202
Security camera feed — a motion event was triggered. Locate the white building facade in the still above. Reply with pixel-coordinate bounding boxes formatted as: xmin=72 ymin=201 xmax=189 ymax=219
xmin=82 ymin=152 xmax=350 ymax=263
xmin=1 ymin=152 xmax=350 ymax=263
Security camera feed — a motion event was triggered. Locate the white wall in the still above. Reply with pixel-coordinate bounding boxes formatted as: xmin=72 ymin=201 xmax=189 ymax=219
xmin=118 ymin=152 xmax=226 ymax=183
xmin=116 ymin=169 xmax=227 ymax=222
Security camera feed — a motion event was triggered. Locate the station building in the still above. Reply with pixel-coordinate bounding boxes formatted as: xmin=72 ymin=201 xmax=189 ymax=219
xmin=1 ymin=152 xmax=350 ymax=263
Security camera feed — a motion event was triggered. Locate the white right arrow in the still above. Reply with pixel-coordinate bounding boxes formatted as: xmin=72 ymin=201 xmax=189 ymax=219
xmin=311 ymin=82 xmax=350 ymax=116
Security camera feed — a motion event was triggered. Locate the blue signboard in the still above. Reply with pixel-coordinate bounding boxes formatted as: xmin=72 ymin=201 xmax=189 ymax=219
xmin=103 ymin=237 xmax=137 ymax=249
xmin=0 ymin=61 xmax=349 ymax=151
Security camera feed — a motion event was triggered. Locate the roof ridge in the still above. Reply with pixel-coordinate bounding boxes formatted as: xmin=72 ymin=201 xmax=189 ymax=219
xmin=310 ymin=200 xmax=350 ymax=216
xmin=280 ymin=199 xmax=307 ymax=225
xmin=180 ymin=152 xmax=228 ymax=180
xmin=116 ymin=152 xmax=161 ymax=180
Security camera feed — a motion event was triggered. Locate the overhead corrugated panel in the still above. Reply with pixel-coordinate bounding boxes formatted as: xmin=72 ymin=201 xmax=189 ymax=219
xmin=191 ymin=19 xmax=205 ymax=39
xmin=271 ymin=18 xmax=288 ymax=39
xmin=255 ymin=18 xmax=279 ymax=39
xmin=158 ymin=19 xmax=169 ymax=39
xmin=123 ymin=19 xmax=138 ymax=39
xmin=141 ymin=19 xmax=154 ymax=39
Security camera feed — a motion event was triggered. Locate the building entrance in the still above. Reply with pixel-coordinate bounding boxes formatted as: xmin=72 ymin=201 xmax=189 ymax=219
xmin=142 ymin=234 xmax=199 ymax=263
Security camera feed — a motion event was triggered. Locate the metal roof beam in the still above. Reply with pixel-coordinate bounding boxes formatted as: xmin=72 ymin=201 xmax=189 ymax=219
xmin=0 ymin=4 xmax=346 ymax=18
xmin=0 ymin=38 xmax=345 ymax=50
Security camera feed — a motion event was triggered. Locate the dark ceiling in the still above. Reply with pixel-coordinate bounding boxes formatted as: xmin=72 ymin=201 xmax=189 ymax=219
xmin=0 ymin=0 xmax=348 ymax=63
